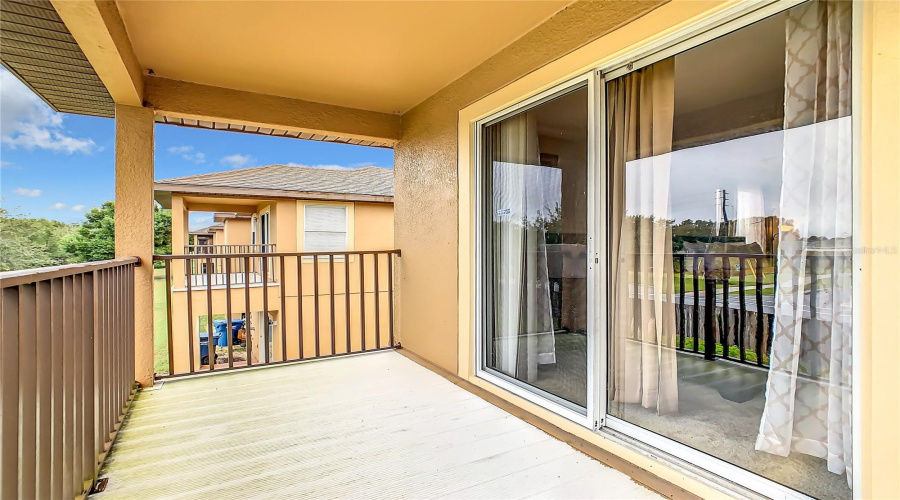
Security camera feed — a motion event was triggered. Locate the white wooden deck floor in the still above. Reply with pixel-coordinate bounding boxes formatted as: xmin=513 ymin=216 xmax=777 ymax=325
xmin=95 ymin=351 xmax=661 ymax=499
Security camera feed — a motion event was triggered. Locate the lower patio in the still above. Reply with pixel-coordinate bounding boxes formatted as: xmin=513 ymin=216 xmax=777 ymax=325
xmin=93 ymin=351 xmax=661 ymax=499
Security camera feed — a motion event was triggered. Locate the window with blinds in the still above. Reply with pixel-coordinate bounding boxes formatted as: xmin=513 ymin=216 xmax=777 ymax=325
xmin=304 ymin=205 xmax=348 ymax=252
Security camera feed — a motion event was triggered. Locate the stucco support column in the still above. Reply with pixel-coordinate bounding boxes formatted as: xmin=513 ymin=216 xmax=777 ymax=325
xmin=114 ymin=104 xmax=155 ymax=387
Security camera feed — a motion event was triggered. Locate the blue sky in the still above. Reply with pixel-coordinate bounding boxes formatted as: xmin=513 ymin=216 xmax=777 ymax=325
xmin=0 ymin=68 xmax=393 ymax=226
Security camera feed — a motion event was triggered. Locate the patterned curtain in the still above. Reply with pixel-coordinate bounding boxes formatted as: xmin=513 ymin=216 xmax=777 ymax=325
xmin=756 ymin=0 xmax=853 ymax=487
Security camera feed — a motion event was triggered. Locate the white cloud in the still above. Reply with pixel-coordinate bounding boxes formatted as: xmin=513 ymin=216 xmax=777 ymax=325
xmin=48 ymin=202 xmax=67 ymax=210
xmin=285 ymin=162 xmax=383 ymax=170
xmin=13 ymin=187 xmax=41 ymax=197
xmin=70 ymin=205 xmax=86 ymax=212
xmin=167 ymin=145 xmax=205 ymax=163
xmin=0 ymin=69 xmax=98 ymax=154
xmin=221 ymin=153 xmax=255 ymax=169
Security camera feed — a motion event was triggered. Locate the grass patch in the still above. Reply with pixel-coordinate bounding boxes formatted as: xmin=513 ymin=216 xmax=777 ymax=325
xmin=680 ymin=337 xmax=769 ymax=364
xmin=153 ymin=267 xmax=169 ymax=375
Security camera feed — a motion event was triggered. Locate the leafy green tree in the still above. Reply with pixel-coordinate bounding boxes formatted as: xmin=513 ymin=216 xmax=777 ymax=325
xmin=62 ymin=202 xmax=172 ymax=265
xmin=153 ymin=208 xmax=172 ymax=267
xmin=0 ymin=205 xmax=78 ymax=271
xmin=63 ymin=202 xmax=117 ymax=262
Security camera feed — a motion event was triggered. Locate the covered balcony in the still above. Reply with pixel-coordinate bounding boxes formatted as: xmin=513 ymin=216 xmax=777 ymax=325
xmin=0 ymin=1 xmax=897 ymax=500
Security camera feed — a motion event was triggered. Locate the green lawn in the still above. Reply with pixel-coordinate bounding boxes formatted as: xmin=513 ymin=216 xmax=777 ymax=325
xmin=680 ymin=337 xmax=769 ymax=364
xmin=153 ymin=267 xmax=169 ymax=375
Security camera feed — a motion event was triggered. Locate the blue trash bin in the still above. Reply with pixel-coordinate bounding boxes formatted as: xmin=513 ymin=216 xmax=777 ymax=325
xmin=198 ymin=330 xmax=222 ymax=364
xmin=213 ymin=319 xmax=245 ymax=347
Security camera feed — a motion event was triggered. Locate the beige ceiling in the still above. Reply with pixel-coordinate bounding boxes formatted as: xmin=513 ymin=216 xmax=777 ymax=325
xmin=116 ymin=1 xmax=571 ymax=114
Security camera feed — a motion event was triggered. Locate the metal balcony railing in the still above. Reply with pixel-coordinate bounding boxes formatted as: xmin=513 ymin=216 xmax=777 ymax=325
xmin=182 ymin=244 xmax=277 ymax=286
xmin=0 ymin=257 xmax=140 ymax=499
xmin=153 ymin=250 xmax=400 ymax=379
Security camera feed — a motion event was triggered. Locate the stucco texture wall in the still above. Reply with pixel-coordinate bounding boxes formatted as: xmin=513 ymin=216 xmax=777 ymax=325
xmin=393 ymin=0 xmax=666 ymax=372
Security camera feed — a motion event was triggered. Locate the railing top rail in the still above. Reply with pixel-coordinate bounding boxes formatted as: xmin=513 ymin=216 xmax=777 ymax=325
xmin=0 ymin=256 xmax=141 ymax=288
xmin=154 ymin=249 xmax=402 ymax=260
xmin=184 ymin=244 xmax=275 ymax=248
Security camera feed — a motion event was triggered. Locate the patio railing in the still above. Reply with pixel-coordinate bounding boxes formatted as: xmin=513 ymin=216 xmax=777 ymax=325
xmin=672 ymin=253 xmax=775 ymax=367
xmin=184 ymin=244 xmax=277 ymax=285
xmin=0 ymin=257 xmax=140 ymax=499
xmin=184 ymin=244 xmax=276 ymax=255
xmin=154 ymin=250 xmax=400 ymax=379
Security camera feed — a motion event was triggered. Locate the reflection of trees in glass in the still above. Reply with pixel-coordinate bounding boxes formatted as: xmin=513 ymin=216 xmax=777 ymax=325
xmin=531 ymin=203 xmax=562 ymax=244
xmin=495 ymin=203 xmax=564 ymax=244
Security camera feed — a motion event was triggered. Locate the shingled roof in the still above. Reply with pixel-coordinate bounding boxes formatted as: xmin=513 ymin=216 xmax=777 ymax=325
xmin=157 ymin=165 xmax=393 ymax=196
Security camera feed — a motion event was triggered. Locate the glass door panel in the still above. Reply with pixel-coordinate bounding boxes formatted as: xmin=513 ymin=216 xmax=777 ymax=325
xmin=481 ymin=86 xmax=590 ymax=409
xmin=605 ymin=2 xmax=853 ymax=498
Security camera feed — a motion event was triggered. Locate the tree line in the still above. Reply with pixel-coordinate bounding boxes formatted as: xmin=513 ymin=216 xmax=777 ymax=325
xmin=0 ymin=202 xmax=171 ymax=272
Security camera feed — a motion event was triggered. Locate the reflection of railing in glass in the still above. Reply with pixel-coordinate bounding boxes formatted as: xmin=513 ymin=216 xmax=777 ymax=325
xmin=650 ymin=252 xmax=849 ymax=369
xmin=672 ymin=253 xmax=775 ymax=367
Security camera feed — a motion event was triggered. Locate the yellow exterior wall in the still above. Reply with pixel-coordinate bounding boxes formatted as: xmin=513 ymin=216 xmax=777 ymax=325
xmin=391 ymin=0 xmax=899 ymax=497
xmin=167 ymin=196 xmax=395 ymax=373
xmin=223 ymin=218 xmax=251 ymax=246
xmin=858 ymin=1 xmax=900 ymax=497
xmin=394 ymin=0 xmax=668 ymax=374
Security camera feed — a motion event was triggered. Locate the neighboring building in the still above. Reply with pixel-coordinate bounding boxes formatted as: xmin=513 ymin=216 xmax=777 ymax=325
xmin=154 ymin=165 xmax=394 ymax=369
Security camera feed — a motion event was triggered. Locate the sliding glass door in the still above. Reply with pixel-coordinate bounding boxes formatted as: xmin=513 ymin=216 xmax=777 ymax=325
xmin=479 ymin=83 xmax=590 ymax=412
xmin=476 ymin=1 xmax=853 ymax=498
xmin=604 ymin=1 xmax=852 ymax=498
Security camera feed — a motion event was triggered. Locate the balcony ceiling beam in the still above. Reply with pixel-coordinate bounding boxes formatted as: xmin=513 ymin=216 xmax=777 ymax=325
xmin=143 ymin=77 xmax=402 ymax=147
xmin=50 ymin=0 xmax=143 ymax=107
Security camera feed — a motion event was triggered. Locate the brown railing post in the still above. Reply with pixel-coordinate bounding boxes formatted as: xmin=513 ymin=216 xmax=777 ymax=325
xmin=329 ymin=254 xmax=336 ymax=356
xmin=280 ymin=256 xmax=287 ymax=362
xmin=225 ymin=258 xmax=234 ymax=369
xmin=244 ymin=257 xmax=252 ymax=368
xmin=206 ymin=257 xmax=215 ymax=372
xmin=298 ymin=256 xmax=304 ymax=359
xmin=345 ymin=253 xmax=351 ymax=353
xmin=165 ymin=261 xmax=174 ymax=376
xmin=262 ymin=256 xmax=270 ymax=364
xmin=387 ymin=252 xmax=395 ymax=348
xmin=313 ymin=255 xmax=320 ymax=357
xmin=374 ymin=253 xmax=381 ymax=349
xmin=359 ymin=254 xmax=366 ymax=351
xmin=185 ymin=258 xmax=195 ymax=374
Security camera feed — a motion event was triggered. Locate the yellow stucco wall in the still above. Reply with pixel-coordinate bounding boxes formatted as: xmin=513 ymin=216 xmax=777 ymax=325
xmin=394 ymin=0 xmax=668 ymax=373
xmin=393 ymin=0 xmax=899 ymax=497
xmin=114 ymin=104 xmax=155 ymax=387
xmin=858 ymin=1 xmax=900 ymax=496
xmin=223 ymin=218 xmax=251 ymax=246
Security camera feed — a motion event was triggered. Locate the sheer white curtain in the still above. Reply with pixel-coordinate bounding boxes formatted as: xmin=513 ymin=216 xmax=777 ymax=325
xmin=756 ymin=0 xmax=853 ymax=486
xmin=490 ymin=113 xmax=558 ymax=382
xmin=608 ymin=58 xmax=679 ymax=415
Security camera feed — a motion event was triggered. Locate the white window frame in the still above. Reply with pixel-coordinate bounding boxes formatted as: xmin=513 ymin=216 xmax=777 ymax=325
xmin=259 ymin=210 xmax=271 ymax=247
xmin=303 ymin=204 xmax=349 ymax=254
xmin=471 ymin=1 xmax=861 ymax=498
xmin=473 ymin=71 xmax=598 ymax=430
